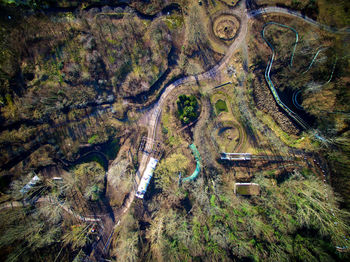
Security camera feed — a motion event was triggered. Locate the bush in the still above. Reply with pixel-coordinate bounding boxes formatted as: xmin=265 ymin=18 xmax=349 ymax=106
xmin=154 ymin=153 xmax=189 ymax=194
xmin=176 ymin=94 xmax=199 ymax=125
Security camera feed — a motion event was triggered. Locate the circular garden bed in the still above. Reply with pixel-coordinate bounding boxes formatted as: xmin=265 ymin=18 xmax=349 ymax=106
xmin=213 ymin=14 xmax=240 ymax=40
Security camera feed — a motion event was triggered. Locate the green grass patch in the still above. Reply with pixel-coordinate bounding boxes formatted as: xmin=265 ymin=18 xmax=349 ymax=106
xmin=266 ymin=169 xmax=276 ymax=176
xmin=106 ymin=37 xmax=119 ymax=46
xmin=215 ymin=99 xmax=228 ymax=114
xmin=88 ymin=134 xmax=99 ymax=144
xmin=164 ymin=14 xmax=184 ymax=30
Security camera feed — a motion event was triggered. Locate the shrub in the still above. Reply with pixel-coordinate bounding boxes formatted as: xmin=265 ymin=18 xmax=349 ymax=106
xmin=88 ymin=134 xmax=99 ymax=144
xmin=176 ymin=94 xmax=199 ymax=125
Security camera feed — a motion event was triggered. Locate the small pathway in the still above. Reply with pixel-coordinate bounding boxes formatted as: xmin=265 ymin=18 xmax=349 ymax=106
xmin=248 ymin=6 xmax=350 ymax=34
xmin=92 ymin=2 xmax=350 ymax=259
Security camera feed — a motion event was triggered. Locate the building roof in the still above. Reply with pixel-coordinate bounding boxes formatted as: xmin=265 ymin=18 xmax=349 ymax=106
xmin=234 ymin=183 xmax=260 ymax=196
xmin=20 ymin=175 xmax=41 ymax=194
xmin=135 ymin=157 xmax=158 ymax=199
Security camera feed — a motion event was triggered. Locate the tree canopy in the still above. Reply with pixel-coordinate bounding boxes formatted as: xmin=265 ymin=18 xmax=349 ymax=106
xmin=145 ymin=171 xmax=350 ymax=261
xmin=177 ymin=94 xmax=199 ymax=125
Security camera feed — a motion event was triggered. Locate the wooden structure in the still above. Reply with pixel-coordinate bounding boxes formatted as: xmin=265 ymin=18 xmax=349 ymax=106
xmin=234 ymin=183 xmax=260 ymax=196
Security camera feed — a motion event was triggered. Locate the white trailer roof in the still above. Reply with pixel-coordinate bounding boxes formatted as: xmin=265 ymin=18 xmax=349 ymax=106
xmin=135 ymin=157 xmax=158 ymax=199
xmin=20 ymin=175 xmax=40 ymax=194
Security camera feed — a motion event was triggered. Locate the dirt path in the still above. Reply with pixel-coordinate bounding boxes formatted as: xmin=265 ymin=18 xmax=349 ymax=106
xmin=139 ymin=0 xmax=248 ymax=168
xmin=96 ymin=1 xmax=348 ymax=259
xmin=99 ymin=4 xmax=249 ymax=255
xmin=114 ymin=0 xmax=249 ymax=219
xmin=3 ymin=4 xmax=344 ymax=262
xmin=248 ymin=6 xmax=350 ymax=34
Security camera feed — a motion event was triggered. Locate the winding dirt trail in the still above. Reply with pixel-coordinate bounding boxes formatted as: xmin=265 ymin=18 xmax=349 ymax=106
xmin=134 ymin=2 xmax=350 ymax=194
xmin=95 ymin=2 xmax=350 ymax=259
xmin=91 ymin=5 xmax=249 ymax=259
xmin=248 ymin=7 xmax=350 ymax=34
xmin=3 ymin=4 xmax=347 ymax=261
xmin=138 ymin=0 xmax=249 ymax=176
xmin=110 ymin=0 xmax=350 ymax=233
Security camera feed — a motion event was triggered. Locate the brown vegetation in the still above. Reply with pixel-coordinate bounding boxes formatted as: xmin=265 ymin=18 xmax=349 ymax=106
xmin=252 ymin=75 xmax=299 ymax=134
xmin=213 ymin=14 xmax=240 ymax=40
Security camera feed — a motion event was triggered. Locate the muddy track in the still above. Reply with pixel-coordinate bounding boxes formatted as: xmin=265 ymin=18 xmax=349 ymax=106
xmin=140 ymin=2 xmax=350 ymax=154
xmin=233 ymin=119 xmax=246 ymax=152
xmin=141 ymin=0 xmax=248 ymax=154
xmin=98 ymin=3 xmax=249 ymax=258
xmin=99 ymin=2 xmax=350 ymax=259
xmin=249 ymin=7 xmax=350 ymax=34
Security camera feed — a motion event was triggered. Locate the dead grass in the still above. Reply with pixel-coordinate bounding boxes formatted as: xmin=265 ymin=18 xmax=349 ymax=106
xmin=213 ymin=14 xmax=240 ymax=40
